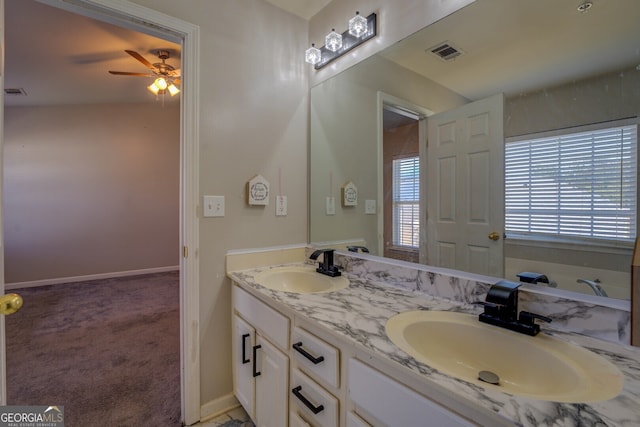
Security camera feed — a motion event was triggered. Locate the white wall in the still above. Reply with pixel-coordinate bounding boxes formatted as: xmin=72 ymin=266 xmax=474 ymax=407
xmin=128 ymin=0 xmax=309 ymax=409
xmin=3 ymin=103 xmax=180 ymax=284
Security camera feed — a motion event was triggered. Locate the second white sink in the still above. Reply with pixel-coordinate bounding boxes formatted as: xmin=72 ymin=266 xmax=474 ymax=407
xmin=385 ymin=310 xmax=623 ymax=403
xmin=254 ymin=265 xmax=349 ymax=294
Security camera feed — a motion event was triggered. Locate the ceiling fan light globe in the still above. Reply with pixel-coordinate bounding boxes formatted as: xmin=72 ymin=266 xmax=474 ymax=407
xmin=168 ymin=84 xmax=180 ymax=96
xmin=147 ymin=83 xmax=160 ymax=95
xmin=154 ymin=77 xmax=168 ymax=90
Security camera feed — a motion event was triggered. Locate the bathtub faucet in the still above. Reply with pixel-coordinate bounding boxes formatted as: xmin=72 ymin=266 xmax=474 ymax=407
xmin=576 ymin=278 xmax=608 ymax=297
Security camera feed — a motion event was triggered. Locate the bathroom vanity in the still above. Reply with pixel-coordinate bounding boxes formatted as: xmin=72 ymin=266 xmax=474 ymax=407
xmin=227 ymin=248 xmax=640 ymax=426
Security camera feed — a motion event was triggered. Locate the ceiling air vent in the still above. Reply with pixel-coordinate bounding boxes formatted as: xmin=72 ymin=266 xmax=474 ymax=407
xmin=428 ymin=42 xmax=463 ymax=62
xmin=4 ymin=88 xmax=27 ymax=96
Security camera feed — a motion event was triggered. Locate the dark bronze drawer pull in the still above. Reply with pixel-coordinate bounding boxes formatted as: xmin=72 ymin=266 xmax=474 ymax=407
xmin=292 ymin=385 xmax=324 ymax=414
xmin=241 ymin=333 xmax=250 ymax=364
xmin=293 ymin=341 xmax=325 ymax=365
xmin=252 ymin=344 xmax=262 ymax=377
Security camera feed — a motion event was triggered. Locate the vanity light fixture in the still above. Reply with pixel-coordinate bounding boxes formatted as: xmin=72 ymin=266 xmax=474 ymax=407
xmin=305 ymin=12 xmax=377 ymax=70
xmin=325 ymin=29 xmax=343 ymax=52
xmin=305 ymin=43 xmax=322 ymax=65
xmin=348 ymin=11 xmax=368 ymax=38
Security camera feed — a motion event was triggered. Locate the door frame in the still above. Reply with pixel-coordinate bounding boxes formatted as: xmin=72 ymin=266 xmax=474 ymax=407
xmin=0 ymin=0 xmax=201 ymax=424
xmin=376 ymin=92 xmax=432 ymax=257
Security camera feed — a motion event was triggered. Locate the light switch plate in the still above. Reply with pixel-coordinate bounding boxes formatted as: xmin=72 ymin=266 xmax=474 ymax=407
xmin=365 ymin=199 xmax=376 ymax=214
xmin=204 ymin=195 xmax=225 ymax=217
xmin=276 ymin=195 xmax=287 ymax=216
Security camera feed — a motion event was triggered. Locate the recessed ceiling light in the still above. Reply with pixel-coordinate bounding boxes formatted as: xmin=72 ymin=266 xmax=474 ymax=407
xmin=577 ymin=1 xmax=593 ymax=13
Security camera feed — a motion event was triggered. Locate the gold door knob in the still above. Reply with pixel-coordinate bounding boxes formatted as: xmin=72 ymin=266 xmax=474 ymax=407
xmin=488 ymin=231 xmax=501 ymax=241
xmin=0 ymin=293 xmax=23 ymax=315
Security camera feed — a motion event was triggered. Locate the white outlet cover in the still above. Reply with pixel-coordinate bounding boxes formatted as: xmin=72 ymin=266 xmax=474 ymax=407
xmin=276 ymin=195 xmax=287 ymax=216
xmin=365 ymin=199 xmax=376 ymax=214
xmin=326 ymin=196 xmax=335 ymax=215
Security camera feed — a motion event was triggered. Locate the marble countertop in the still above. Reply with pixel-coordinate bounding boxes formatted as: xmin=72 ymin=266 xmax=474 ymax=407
xmin=228 ymin=263 xmax=640 ymax=427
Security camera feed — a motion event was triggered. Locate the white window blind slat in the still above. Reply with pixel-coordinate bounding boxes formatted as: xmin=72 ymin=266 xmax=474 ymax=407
xmin=392 ymin=156 xmax=420 ymax=248
xmin=505 ymin=124 xmax=637 ymax=243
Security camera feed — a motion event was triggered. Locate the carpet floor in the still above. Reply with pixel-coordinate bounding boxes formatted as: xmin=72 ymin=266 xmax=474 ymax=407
xmin=5 ymin=271 xmax=181 ymax=427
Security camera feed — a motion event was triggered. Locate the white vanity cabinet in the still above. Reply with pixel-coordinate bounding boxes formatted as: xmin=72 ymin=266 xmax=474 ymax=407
xmin=232 ymin=286 xmax=290 ymax=426
xmin=289 ymin=326 xmax=341 ymax=427
xmin=231 ymin=282 xmax=483 ymax=427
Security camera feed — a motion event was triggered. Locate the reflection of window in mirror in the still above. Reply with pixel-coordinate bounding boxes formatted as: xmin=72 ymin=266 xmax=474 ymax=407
xmin=505 ymin=120 xmax=637 ymax=247
xmin=383 ymin=108 xmax=420 ymax=262
xmin=392 ymin=156 xmax=420 ymax=247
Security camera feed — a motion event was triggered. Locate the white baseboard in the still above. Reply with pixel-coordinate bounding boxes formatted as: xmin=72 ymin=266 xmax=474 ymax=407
xmin=5 ymin=265 xmax=180 ymax=290
xmin=199 ymin=393 xmax=240 ymax=423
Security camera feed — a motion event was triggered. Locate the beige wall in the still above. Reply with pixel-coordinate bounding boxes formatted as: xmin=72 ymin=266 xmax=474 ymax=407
xmin=129 ymin=0 xmax=309 ymax=408
xmin=3 ymin=103 xmax=180 ymax=283
xmin=310 ymin=55 xmax=468 ymax=252
xmin=127 ymin=0 xmax=476 ymax=413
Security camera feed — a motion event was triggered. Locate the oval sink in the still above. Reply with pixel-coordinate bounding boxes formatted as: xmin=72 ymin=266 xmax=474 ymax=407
xmin=385 ymin=311 xmax=623 ymax=402
xmin=254 ymin=266 xmax=349 ymax=294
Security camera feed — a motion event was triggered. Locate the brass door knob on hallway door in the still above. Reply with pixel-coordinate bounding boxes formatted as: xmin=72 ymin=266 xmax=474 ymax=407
xmin=488 ymin=232 xmax=501 ymax=241
xmin=0 ymin=293 xmax=23 ymax=315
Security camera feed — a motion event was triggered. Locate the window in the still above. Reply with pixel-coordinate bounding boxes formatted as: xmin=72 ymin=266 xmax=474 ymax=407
xmin=392 ymin=156 xmax=420 ymax=248
xmin=505 ymin=122 xmax=637 ymax=244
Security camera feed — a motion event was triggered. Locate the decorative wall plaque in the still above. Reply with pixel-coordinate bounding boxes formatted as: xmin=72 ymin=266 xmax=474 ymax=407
xmin=341 ymin=181 xmax=358 ymax=207
xmin=247 ymin=174 xmax=270 ymax=206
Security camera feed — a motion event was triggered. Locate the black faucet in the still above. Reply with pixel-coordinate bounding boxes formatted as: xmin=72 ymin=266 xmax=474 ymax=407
xmin=478 ymin=280 xmax=552 ymax=336
xmin=346 ymin=245 xmax=369 ymax=253
xmin=309 ymin=249 xmax=341 ymax=277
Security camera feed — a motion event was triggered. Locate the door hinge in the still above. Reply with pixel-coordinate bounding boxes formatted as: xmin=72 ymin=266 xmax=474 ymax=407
xmin=183 ymin=246 xmax=188 ymax=258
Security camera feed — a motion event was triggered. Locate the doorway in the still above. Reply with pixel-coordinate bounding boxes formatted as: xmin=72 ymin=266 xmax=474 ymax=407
xmin=0 ymin=0 xmax=200 ymax=424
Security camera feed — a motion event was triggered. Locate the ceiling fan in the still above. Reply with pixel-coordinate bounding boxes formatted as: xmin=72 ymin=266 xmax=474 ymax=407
xmin=108 ymin=49 xmax=181 ymax=96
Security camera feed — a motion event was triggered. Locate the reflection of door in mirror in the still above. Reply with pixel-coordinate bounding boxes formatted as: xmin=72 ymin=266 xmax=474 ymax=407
xmin=426 ymin=94 xmax=504 ymax=277
xmin=383 ymin=107 xmax=420 ymax=262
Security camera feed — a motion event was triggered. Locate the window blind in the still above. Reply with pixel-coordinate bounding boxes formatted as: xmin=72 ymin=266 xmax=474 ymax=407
xmin=505 ymin=124 xmax=637 ymax=243
xmin=392 ymin=156 xmax=420 ymax=248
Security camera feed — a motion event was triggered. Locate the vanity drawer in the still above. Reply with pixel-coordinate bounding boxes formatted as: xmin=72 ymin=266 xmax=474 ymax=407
xmin=291 ymin=369 xmax=339 ymax=427
xmin=292 ymin=327 xmax=340 ymax=388
xmin=233 ymin=285 xmax=289 ymax=351
xmin=349 ymin=359 xmax=474 ymax=427
xmin=289 ymin=411 xmax=312 ymax=427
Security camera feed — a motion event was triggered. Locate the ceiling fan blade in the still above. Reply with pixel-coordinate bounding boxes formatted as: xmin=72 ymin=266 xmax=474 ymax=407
xmin=125 ymin=49 xmax=157 ymax=72
xmin=108 ymin=71 xmax=155 ymax=77
xmin=172 ymin=78 xmax=181 ymax=86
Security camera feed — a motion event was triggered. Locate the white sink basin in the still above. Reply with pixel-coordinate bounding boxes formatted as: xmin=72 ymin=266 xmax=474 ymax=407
xmin=385 ymin=311 xmax=623 ymax=402
xmin=254 ymin=266 xmax=349 ymax=294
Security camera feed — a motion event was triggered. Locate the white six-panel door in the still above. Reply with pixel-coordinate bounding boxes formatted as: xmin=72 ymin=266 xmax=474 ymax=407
xmin=426 ymin=93 xmax=504 ymax=277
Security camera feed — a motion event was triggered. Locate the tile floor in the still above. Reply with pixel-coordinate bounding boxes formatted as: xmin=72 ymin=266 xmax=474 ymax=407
xmin=195 ymin=406 xmax=255 ymax=427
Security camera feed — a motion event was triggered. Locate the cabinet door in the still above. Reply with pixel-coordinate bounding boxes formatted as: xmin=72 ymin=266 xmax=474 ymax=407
xmin=255 ymin=335 xmax=289 ymax=427
xmin=233 ymin=314 xmax=255 ymax=419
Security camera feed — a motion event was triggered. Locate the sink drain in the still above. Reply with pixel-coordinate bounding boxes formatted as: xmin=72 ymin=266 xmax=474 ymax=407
xmin=478 ymin=370 xmax=500 ymax=385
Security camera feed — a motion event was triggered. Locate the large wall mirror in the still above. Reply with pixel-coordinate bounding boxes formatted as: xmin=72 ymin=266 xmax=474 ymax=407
xmin=310 ymin=0 xmax=640 ymax=301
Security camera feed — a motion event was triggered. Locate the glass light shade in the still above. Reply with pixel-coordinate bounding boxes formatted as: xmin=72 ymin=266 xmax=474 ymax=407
xmin=305 ymin=43 xmax=322 ymax=65
xmin=154 ymin=77 xmax=168 ymax=90
xmin=325 ymin=29 xmax=342 ymax=52
xmin=349 ymin=11 xmax=368 ymax=38
xmin=168 ymin=84 xmax=180 ymax=96
xmin=147 ymin=82 xmax=160 ymax=95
